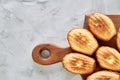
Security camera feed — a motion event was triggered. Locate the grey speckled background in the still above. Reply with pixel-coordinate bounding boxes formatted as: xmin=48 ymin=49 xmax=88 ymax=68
xmin=0 ymin=0 xmax=120 ymax=80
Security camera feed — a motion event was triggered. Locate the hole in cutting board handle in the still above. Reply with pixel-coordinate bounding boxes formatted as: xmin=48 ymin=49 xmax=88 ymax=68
xmin=40 ymin=49 xmax=50 ymax=59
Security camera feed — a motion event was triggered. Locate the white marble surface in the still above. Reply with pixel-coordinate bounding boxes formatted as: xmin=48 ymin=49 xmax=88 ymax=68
xmin=0 ymin=0 xmax=120 ymax=80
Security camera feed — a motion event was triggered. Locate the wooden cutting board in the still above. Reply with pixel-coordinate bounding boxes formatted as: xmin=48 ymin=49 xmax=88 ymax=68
xmin=32 ymin=15 xmax=120 ymax=80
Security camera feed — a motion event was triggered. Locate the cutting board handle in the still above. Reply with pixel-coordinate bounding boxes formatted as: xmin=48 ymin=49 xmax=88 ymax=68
xmin=32 ymin=43 xmax=73 ymax=65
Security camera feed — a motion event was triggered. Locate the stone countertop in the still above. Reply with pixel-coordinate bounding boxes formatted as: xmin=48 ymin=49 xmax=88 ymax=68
xmin=0 ymin=0 xmax=120 ymax=80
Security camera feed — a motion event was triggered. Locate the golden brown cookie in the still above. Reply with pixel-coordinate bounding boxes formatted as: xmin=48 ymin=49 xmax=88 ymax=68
xmin=67 ymin=28 xmax=98 ymax=55
xmin=62 ymin=53 xmax=96 ymax=74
